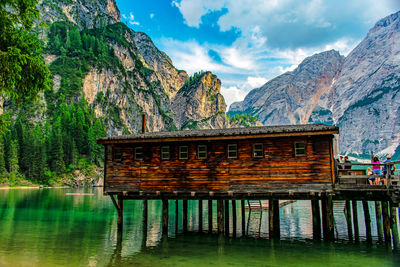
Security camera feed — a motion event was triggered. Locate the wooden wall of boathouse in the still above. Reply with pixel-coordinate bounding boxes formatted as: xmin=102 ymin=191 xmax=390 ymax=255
xmin=103 ymin=135 xmax=334 ymax=194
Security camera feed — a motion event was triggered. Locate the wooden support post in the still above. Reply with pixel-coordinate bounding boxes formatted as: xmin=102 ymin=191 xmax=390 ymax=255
xmin=390 ymin=202 xmax=399 ymax=248
xmin=241 ymin=200 xmax=246 ymax=237
xmin=142 ymin=199 xmax=148 ymax=247
xmin=326 ymin=196 xmax=334 ymax=241
xmin=217 ymin=200 xmax=224 ymax=234
xmin=362 ymin=200 xmax=372 ymax=243
xmin=232 ymin=200 xmax=237 ymax=237
xmin=183 ymin=200 xmax=188 ymax=233
xmin=175 ymin=200 xmax=179 ymax=234
xmin=117 ymin=196 xmax=123 ymax=232
xmin=199 ymin=200 xmax=203 ymax=233
xmin=374 ymin=201 xmax=383 ymax=243
xmin=269 ymin=199 xmax=280 ymax=239
xmin=224 ymin=200 xmax=230 ymax=236
xmin=344 ymin=200 xmax=353 ymax=241
xmin=381 ymin=201 xmax=391 ymax=245
xmin=311 ymin=199 xmax=321 ymax=240
xmin=321 ymin=198 xmax=328 ymax=239
xmin=162 ymin=199 xmax=169 ymax=234
xmin=352 ymin=200 xmax=359 ymax=241
xmin=208 ymin=200 xmax=213 ymax=233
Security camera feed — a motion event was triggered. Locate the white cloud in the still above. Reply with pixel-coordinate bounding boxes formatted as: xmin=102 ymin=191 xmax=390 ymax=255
xmin=221 ymin=86 xmax=248 ymax=107
xmin=221 ymin=77 xmax=268 ymax=106
xmin=220 ymin=47 xmax=255 ymax=70
xmin=127 ymin=12 xmax=140 ymax=26
xmin=150 ymin=13 xmax=155 ymax=19
xmin=246 ymin=77 xmax=268 ymax=89
xmin=159 ymin=38 xmax=231 ymax=75
xmin=174 ymin=0 xmax=400 ymax=50
xmin=172 ymin=0 xmax=225 ymax=27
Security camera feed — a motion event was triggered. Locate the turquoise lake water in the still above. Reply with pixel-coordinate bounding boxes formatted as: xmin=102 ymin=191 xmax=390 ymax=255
xmin=0 ymin=188 xmax=399 ymax=266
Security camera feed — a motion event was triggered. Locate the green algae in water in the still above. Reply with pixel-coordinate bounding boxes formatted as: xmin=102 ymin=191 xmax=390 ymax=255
xmin=0 ymin=188 xmax=399 ymax=266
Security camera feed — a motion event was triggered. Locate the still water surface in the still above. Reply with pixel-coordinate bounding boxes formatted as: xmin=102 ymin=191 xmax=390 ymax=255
xmin=0 ymin=188 xmax=399 ymax=266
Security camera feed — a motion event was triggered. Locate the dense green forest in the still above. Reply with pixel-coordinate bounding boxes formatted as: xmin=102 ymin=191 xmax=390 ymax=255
xmin=0 ymin=99 xmax=106 ymax=186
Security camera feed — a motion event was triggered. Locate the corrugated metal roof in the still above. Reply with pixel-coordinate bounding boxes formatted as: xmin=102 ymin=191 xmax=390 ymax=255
xmin=97 ymin=124 xmax=338 ymax=143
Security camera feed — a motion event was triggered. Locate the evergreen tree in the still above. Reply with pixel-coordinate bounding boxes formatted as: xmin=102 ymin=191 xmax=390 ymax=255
xmin=31 ymin=125 xmax=46 ymax=182
xmin=9 ymin=140 xmax=19 ymax=174
xmin=88 ymin=119 xmax=106 ymax=165
xmin=0 ymin=137 xmax=6 ymax=175
xmin=48 ymin=117 xmax=65 ymax=174
xmin=0 ymin=0 xmax=51 ymax=106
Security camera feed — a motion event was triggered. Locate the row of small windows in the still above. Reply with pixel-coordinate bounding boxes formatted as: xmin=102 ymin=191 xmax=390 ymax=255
xmin=114 ymin=142 xmax=306 ymax=161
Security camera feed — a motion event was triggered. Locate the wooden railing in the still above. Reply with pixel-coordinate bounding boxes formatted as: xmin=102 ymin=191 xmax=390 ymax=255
xmin=335 ymin=160 xmax=400 ymax=188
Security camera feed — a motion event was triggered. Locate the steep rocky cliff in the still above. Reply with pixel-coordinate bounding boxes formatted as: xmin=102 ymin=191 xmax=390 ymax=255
xmin=172 ymin=72 xmax=227 ymax=129
xmin=230 ymin=11 xmax=400 ymax=158
xmin=39 ymin=0 xmax=120 ymax=30
xmin=37 ymin=0 xmax=227 ymax=135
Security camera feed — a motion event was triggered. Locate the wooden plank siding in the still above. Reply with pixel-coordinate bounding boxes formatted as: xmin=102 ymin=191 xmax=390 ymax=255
xmin=104 ymin=135 xmax=334 ymax=194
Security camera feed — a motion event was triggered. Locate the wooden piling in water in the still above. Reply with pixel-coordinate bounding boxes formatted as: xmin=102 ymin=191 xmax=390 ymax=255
xmin=224 ymin=200 xmax=230 ymax=236
xmin=352 ymin=200 xmax=359 ymax=241
xmin=241 ymin=200 xmax=246 ymax=236
xmin=374 ymin=201 xmax=383 ymax=243
xmin=142 ymin=199 xmax=148 ymax=243
xmin=183 ymin=200 xmax=188 ymax=233
xmin=326 ymin=196 xmax=334 ymax=240
xmin=344 ymin=200 xmax=353 ymax=240
xmin=390 ymin=202 xmax=399 ymax=248
xmin=381 ymin=201 xmax=391 ymax=245
xmin=232 ymin=200 xmax=237 ymax=237
xmin=175 ymin=200 xmax=179 ymax=233
xmin=199 ymin=200 xmax=203 ymax=233
xmin=162 ymin=199 xmax=169 ymax=234
xmin=269 ymin=199 xmax=280 ymax=239
xmin=217 ymin=200 xmax=224 ymax=234
xmin=362 ymin=200 xmax=372 ymax=243
xmin=311 ymin=199 xmax=321 ymax=240
xmin=321 ymin=198 xmax=328 ymax=239
xmin=208 ymin=200 xmax=213 ymax=233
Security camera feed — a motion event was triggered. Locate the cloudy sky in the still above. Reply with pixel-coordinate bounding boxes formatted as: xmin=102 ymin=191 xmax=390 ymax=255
xmin=116 ymin=0 xmax=400 ymax=108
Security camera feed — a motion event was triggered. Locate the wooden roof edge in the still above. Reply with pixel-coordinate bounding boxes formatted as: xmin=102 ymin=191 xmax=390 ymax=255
xmin=97 ymin=126 xmax=339 ymax=145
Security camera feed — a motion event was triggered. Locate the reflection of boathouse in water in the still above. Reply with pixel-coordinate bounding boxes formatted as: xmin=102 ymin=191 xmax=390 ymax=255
xmin=98 ymin=124 xmax=400 ymax=245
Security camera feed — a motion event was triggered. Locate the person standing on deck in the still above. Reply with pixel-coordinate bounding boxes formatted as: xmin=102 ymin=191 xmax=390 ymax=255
xmin=372 ymin=156 xmax=382 ymax=185
xmin=344 ymin=156 xmax=352 ymax=169
xmin=382 ymin=156 xmax=395 ymax=185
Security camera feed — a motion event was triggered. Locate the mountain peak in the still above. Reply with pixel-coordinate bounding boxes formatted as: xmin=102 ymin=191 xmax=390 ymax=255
xmin=39 ymin=0 xmax=120 ymax=29
xmin=374 ymin=10 xmax=400 ymax=28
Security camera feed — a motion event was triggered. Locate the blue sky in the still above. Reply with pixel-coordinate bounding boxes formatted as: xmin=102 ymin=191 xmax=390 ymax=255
xmin=116 ymin=0 xmax=400 ymax=107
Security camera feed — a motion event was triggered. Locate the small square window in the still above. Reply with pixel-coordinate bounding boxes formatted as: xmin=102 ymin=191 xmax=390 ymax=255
xmin=253 ymin=143 xmax=263 ymax=158
xmin=228 ymin=144 xmax=238 ymax=159
xmin=135 ymin=147 xmax=144 ymax=160
xmin=198 ymin=145 xmax=207 ymax=159
xmin=161 ymin=146 xmax=170 ymax=160
xmin=179 ymin=146 xmax=188 ymax=159
xmin=114 ymin=148 xmax=122 ymax=161
xmin=295 ymin=142 xmax=306 ymax=156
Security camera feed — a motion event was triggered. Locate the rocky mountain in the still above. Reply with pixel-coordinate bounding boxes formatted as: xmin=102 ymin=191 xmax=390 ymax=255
xmin=229 ymin=11 xmax=400 ymax=158
xmin=37 ymin=0 xmax=227 ymax=135
xmin=229 ymin=50 xmax=344 ymax=125
xmin=172 ymin=72 xmax=227 ymax=130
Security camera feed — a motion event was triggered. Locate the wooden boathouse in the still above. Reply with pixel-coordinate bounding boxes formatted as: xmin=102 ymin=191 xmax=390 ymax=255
xmin=97 ymin=124 xmax=400 ymax=245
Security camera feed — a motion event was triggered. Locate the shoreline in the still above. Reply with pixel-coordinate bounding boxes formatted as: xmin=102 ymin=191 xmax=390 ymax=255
xmin=0 ymin=186 xmax=71 ymax=190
